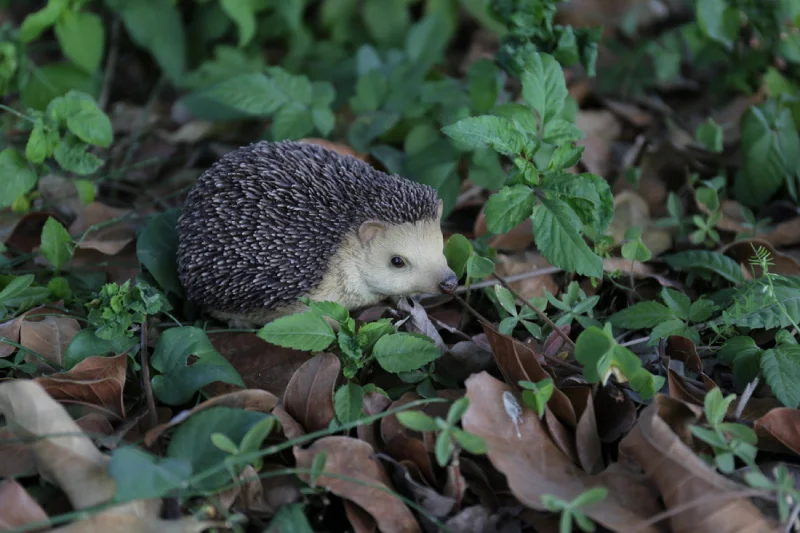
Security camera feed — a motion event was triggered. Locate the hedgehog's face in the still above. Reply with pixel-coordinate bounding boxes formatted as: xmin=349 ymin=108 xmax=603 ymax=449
xmin=357 ymin=215 xmax=457 ymax=298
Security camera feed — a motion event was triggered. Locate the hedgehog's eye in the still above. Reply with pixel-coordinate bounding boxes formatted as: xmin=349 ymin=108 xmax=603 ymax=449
xmin=390 ymin=256 xmax=406 ymax=268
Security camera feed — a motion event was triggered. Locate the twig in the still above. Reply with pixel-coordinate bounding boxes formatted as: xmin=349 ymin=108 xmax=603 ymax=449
xmin=140 ymin=320 xmax=158 ymax=431
xmin=734 ymin=376 xmax=759 ymax=419
xmin=491 ymin=273 xmax=575 ymax=350
xmin=620 ymin=336 xmax=650 ymax=347
xmin=98 ymin=17 xmax=121 ymax=111
xmin=455 ymin=266 xmax=562 ymax=294
xmin=785 ymin=501 xmax=800 ymax=533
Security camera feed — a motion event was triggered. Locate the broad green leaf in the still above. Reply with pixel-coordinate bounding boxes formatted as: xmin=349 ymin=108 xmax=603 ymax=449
xmin=306 ymin=300 xmax=350 ymax=324
xmin=150 ymin=326 xmax=245 ymax=405
xmin=220 ymin=0 xmax=256 ymax=47
xmin=167 ymin=406 xmax=267 ymax=491
xmin=109 ymin=447 xmax=192 ymax=502
xmin=334 ymin=382 xmax=364 ymax=424
xmin=541 ymin=117 xmax=583 ymax=144
xmin=662 ymin=250 xmax=745 ymax=284
xmin=452 ymin=428 xmax=487 ymax=453
xmin=621 ymin=238 xmax=652 ymax=262
xmin=26 ymin=123 xmax=51 ymax=164
xmin=648 ymin=319 xmax=698 ymax=346
xmin=64 ymin=328 xmax=137 ymax=369
xmin=405 ymin=11 xmax=448 ymax=71
xmin=778 ymin=32 xmax=800 ymax=65
xmin=725 ymin=277 xmax=800 ymax=330
xmin=661 ymin=288 xmax=691 ymax=320
xmin=396 ymin=411 xmax=438 ymax=432
xmin=689 ymin=299 xmax=715 ymax=323
xmin=441 ymin=115 xmax=525 ymax=157
xmin=608 ymin=301 xmax=676 ymax=329
xmin=483 ymin=185 xmax=536 ymax=234
xmin=362 ymin=0 xmax=408 ymax=48
xmin=532 ymin=197 xmax=602 ymax=278
xmin=444 ymin=233 xmax=472 ymax=279
xmin=182 ymin=73 xmax=285 ymax=118
xmin=468 ymin=147 xmax=506 ymax=190
xmin=468 ymin=59 xmax=500 ymax=113
xmin=20 ymin=0 xmax=68 ymax=43
xmin=54 ymin=10 xmax=105 ymax=73
xmin=257 ymin=311 xmax=336 ymax=351
xmin=312 ymin=107 xmax=335 ymax=137
xmin=541 ymin=172 xmax=614 ymax=234
xmin=267 ymin=503 xmax=314 ymax=533
xmin=347 ymin=110 xmax=400 ymax=153
xmin=272 ymin=102 xmax=314 ymax=140
xmin=351 ymin=70 xmax=388 ymax=113
xmin=65 ymin=104 xmax=113 ymax=148
xmin=372 ymin=333 xmax=440 ymax=373
xmin=761 ymin=345 xmax=800 ymax=408
xmin=521 ymin=52 xmax=567 ymax=126
xmin=696 ymin=0 xmax=739 ymax=48
xmin=735 ymin=104 xmax=800 ymax=207
xmin=696 ymin=118 xmax=723 ymax=153
xmin=53 ymin=136 xmax=104 ymax=175
xmin=0 ymin=275 xmax=35 ymax=303
xmin=40 ymin=217 xmax=73 ymax=270
xmin=0 ymin=148 xmax=37 ymax=208
xmin=136 ymin=209 xmax=182 ymax=295
xmin=466 ymin=254 xmax=494 ymax=279
xmin=210 ymin=433 xmax=239 ymax=455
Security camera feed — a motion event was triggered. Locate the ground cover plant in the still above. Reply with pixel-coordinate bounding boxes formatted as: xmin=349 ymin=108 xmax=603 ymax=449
xmin=1 ymin=0 xmax=800 ymax=531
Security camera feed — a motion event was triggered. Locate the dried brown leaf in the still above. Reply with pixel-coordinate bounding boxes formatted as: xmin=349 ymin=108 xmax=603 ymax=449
xmin=345 ymin=501 xmax=378 ymax=533
xmin=380 ymin=392 xmax=438 ymax=487
xmin=294 ymin=436 xmax=421 ymax=533
xmin=35 ymin=353 xmax=127 ymax=420
xmin=666 ymin=336 xmax=703 ymax=373
xmin=272 ymin=405 xmax=306 ymax=440
xmin=0 ymin=479 xmax=48 ymax=530
xmin=20 ymin=313 xmax=81 ymax=369
xmin=619 ymin=399 xmax=776 ymax=533
xmin=144 ymin=389 xmax=278 ymax=446
xmin=754 ymin=408 xmax=800 ymax=457
xmin=576 ymin=110 xmax=621 ymax=177
xmin=609 ymin=190 xmax=672 ymax=256
xmin=282 ymin=352 xmax=339 ymax=432
xmin=461 ymin=372 xmax=664 ymax=532
xmin=68 ymin=202 xmax=135 ymax=256
xmin=494 ymin=253 xmax=559 ymax=300
xmin=357 ymin=391 xmax=392 ymax=450
xmin=566 ymin=386 xmax=604 ymax=474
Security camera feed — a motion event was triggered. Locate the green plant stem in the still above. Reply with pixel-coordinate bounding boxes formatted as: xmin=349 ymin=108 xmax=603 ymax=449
xmin=454 ymin=266 xmax=562 ymax=294
xmin=139 ymin=320 xmax=158 ymax=431
xmin=491 ymin=273 xmax=575 ymax=350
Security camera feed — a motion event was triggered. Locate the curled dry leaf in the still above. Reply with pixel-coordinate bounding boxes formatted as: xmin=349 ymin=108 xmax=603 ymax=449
xmin=68 ymin=202 xmax=136 ymax=256
xmin=20 ymin=312 xmax=81 ymax=369
xmin=357 ymin=391 xmax=392 ymax=450
xmin=380 ymin=392 xmax=439 ymax=487
xmin=0 ymin=479 xmax=48 ymax=530
xmin=397 ymin=298 xmax=446 ymax=353
xmin=0 ymin=379 xmax=115 ymax=509
xmin=3 ymin=211 xmax=51 ymax=253
xmin=208 ymin=331 xmax=314 ymax=398
xmin=562 ymin=386 xmax=604 ymax=474
xmin=282 ymin=352 xmax=339 ymax=433
xmin=35 ymin=353 xmax=128 ymax=420
xmin=294 ymin=436 xmax=421 ymax=533
xmin=666 ymin=336 xmax=703 ymax=373
xmin=69 ymin=247 xmax=141 ymax=285
xmin=482 ymin=324 xmax=577 ymax=426
xmin=0 ymin=304 xmax=72 ymax=359
xmin=619 ymin=399 xmax=776 ymax=533
xmin=271 ymin=405 xmax=306 ymax=441
xmin=461 ymin=372 xmax=663 ymax=533
xmin=754 ymin=408 xmax=800 ymax=456
xmin=594 ymin=384 xmax=637 ymax=443
xmin=49 ymin=505 xmax=221 ymax=533
xmin=667 ymin=368 xmax=709 ymax=407
xmin=345 ymin=501 xmax=378 ymax=533
xmin=144 ymin=389 xmax=279 ymax=446
xmin=760 ymin=217 xmax=800 ymax=248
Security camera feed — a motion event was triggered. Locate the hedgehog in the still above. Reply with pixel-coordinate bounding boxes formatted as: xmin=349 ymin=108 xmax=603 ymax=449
xmin=176 ymin=140 xmax=458 ymax=328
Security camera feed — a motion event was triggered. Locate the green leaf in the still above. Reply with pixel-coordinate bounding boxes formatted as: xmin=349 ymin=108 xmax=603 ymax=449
xmin=540 ymin=172 xmax=614 ymax=235
xmin=272 ymin=102 xmax=314 ymax=141
xmin=167 ymin=406 xmax=267 ymax=491
xmin=466 ymin=255 xmax=495 ymax=279
xmin=150 ymin=326 xmax=246 ymax=405
xmin=136 ymin=209 xmax=182 ymax=295
xmin=483 ymin=185 xmax=536 ymax=234
xmin=220 ymin=0 xmax=256 ymax=47
xmin=362 ymin=0 xmax=408 ymax=48
xmin=64 ymin=101 xmax=113 ymax=148
xmin=468 ymin=59 xmax=500 ymax=113
xmin=444 ymin=234 xmax=472 ymax=279
xmin=662 ymin=250 xmax=745 ymax=284
xmin=494 ymin=285 xmax=518 ymax=316
xmin=396 ymin=411 xmax=438 ymax=432
xmin=239 ymin=416 xmax=277 ymax=454
xmin=405 ymin=11 xmax=449 ymax=72
xmin=718 ymin=336 xmax=763 ymax=390
xmin=441 ymin=115 xmax=526 ymax=157
xmin=257 ymin=311 xmax=336 ymax=351
xmin=20 ymin=0 xmax=68 ymax=43
xmin=347 ymin=110 xmax=400 ymax=153
xmin=40 ymin=217 xmax=73 ymax=270
xmin=532 ymin=197 xmax=602 ymax=278
xmin=649 ymin=319 xmax=697 ymax=346
xmin=761 ymin=345 xmax=800 ymax=408
xmin=351 ymin=70 xmax=388 ymax=113
xmin=21 ymin=63 xmax=99 ymax=112
xmin=26 ymin=123 xmax=51 ymax=164
xmin=64 ymin=329 xmax=137 ymax=369
xmin=696 ymin=118 xmax=723 ymax=153
xmin=210 ymin=433 xmax=239 ymax=455
xmin=372 ymin=333 xmax=440 ymax=373
xmin=608 ymin=301 xmax=676 ymax=329
xmin=309 ymin=451 xmax=327 ymax=486
xmin=621 ymin=238 xmax=652 ymax=262
xmin=725 ymin=277 xmax=800 ymax=330
xmin=182 ymin=73 xmax=285 ymax=118
xmin=334 ymin=382 xmax=364 ymax=424
xmin=689 ymin=299 xmax=715 ymax=323
xmin=54 ymin=10 xmax=105 ymax=73
xmin=109 ymin=447 xmax=192 ymax=502
xmin=521 ymin=52 xmax=567 ymax=126
xmin=696 ymin=0 xmax=740 ymax=49
xmin=266 ymin=503 xmax=314 ymax=533
xmin=53 ymin=135 xmax=103 ymax=175
xmin=661 ymin=288 xmax=691 ymax=321
xmin=306 ymin=300 xmax=350 ymax=324
xmin=0 ymin=148 xmax=38 ymax=208
xmin=435 ymin=431 xmax=453 ymax=466
xmin=735 ymin=104 xmax=800 ymax=207
xmin=452 ymin=428 xmax=487 ymax=454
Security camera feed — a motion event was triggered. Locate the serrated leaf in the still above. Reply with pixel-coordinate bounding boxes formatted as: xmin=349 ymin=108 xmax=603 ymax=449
xmin=661 ymin=288 xmax=691 ymax=320
xmin=0 ymin=148 xmax=38 ymax=208
xmin=662 ymin=250 xmax=745 ymax=284
xmin=257 ymin=311 xmax=336 ymax=351
xmin=40 ymin=216 xmax=73 ymax=270
xmin=521 ymin=52 xmax=567 ymax=126
xmin=307 ymin=300 xmax=350 ymax=324
xmin=272 ymin=102 xmax=314 ymax=140
xmin=532 ymin=197 xmax=602 ymax=278
xmin=689 ymin=299 xmax=715 ymax=322
xmin=372 ymin=333 xmax=440 ymax=373
xmin=648 ymin=319 xmax=698 ymax=346
xmin=65 ymin=104 xmax=113 ymax=148
xmin=483 ymin=185 xmax=536 ymax=234
xmin=541 ymin=172 xmax=614 ymax=234
xmin=334 ymin=382 xmax=364 ymax=424
xmin=182 ymin=73 xmax=285 ymax=118
xmin=53 ymin=136 xmax=104 ymax=175
xmin=608 ymin=301 xmax=676 ymax=329
xmin=761 ymin=345 xmax=800 ymax=408
xmin=441 ymin=115 xmax=525 ymax=157
xmin=150 ymin=327 xmax=246 ymax=405
xmin=725 ymin=277 xmax=800 ymax=329
xmin=54 ymin=10 xmax=105 ymax=73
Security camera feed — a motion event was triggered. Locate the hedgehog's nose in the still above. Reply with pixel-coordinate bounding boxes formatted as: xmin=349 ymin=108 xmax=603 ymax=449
xmin=439 ymin=272 xmax=458 ymax=294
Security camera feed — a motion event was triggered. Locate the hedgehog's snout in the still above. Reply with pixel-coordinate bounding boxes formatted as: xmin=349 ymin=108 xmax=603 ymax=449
xmin=439 ymin=270 xmax=458 ymax=294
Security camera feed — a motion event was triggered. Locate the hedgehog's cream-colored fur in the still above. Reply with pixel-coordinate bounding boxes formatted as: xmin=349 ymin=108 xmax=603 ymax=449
xmin=210 ymin=213 xmax=454 ymax=328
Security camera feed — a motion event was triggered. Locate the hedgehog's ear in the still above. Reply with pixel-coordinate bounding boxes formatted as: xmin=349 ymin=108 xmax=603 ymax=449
xmin=436 ymin=199 xmax=444 ymax=220
xmin=358 ymin=220 xmax=386 ymax=245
